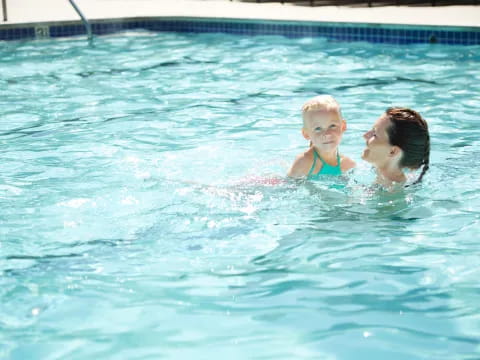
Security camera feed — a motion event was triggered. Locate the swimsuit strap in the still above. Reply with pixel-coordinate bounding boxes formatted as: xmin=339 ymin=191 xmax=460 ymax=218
xmin=307 ymin=149 xmax=319 ymax=178
xmin=335 ymin=151 xmax=341 ymax=168
xmin=308 ymin=148 xmax=342 ymax=177
xmin=316 ymin=148 xmax=340 ymax=167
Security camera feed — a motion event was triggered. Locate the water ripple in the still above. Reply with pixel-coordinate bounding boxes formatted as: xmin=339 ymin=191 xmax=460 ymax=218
xmin=1 ymin=31 xmax=479 ymax=359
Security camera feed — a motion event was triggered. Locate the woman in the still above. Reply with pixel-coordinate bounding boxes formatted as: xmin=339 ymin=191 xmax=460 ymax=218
xmin=362 ymin=107 xmax=430 ymax=188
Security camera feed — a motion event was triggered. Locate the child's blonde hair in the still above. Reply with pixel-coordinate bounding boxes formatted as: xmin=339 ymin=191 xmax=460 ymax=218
xmin=302 ymin=95 xmax=343 ymax=126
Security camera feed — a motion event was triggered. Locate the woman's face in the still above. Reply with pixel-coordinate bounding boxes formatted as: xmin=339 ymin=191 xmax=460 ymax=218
xmin=362 ymin=114 xmax=397 ymax=168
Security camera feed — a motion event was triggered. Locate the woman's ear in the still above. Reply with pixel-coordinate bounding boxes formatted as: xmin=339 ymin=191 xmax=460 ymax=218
xmin=389 ymin=146 xmax=402 ymax=158
xmin=341 ymin=121 xmax=347 ymax=132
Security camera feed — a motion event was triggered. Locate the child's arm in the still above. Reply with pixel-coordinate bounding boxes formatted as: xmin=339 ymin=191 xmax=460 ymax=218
xmin=287 ymin=152 xmax=312 ymax=178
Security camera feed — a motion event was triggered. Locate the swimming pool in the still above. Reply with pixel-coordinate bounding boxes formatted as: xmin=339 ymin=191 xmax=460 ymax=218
xmin=1 ymin=30 xmax=480 ymax=359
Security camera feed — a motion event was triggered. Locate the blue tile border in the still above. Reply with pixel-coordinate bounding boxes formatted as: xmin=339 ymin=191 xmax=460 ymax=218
xmin=0 ymin=17 xmax=479 ymax=45
xmin=0 ymin=26 xmax=35 ymax=41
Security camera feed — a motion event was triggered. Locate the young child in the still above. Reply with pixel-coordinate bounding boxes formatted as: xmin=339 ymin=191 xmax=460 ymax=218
xmin=288 ymin=95 xmax=355 ymax=179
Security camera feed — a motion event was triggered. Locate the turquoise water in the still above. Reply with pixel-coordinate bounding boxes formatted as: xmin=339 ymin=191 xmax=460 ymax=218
xmin=1 ymin=30 xmax=480 ymax=359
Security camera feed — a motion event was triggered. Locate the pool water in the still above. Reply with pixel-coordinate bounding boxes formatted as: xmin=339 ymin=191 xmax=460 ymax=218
xmin=1 ymin=30 xmax=480 ymax=359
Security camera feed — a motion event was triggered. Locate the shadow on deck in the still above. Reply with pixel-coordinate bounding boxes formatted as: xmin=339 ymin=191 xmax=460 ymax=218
xmin=234 ymin=0 xmax=479 ymax=6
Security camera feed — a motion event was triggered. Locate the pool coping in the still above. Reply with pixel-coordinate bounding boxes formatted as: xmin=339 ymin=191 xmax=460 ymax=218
xmin=3 ymin=0 xmax=480 ymax=26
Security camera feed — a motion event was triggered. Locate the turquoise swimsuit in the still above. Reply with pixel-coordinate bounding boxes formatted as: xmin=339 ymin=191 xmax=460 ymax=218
xmin=307 ymin=149 xmax=342 ymax=180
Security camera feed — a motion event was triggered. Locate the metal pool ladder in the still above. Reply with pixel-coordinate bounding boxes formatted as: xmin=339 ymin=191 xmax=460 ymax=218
xmin=68 ymin=0 xmax=93 ymax=42
xmin=2 ymin=0 xmax=7 ymax=22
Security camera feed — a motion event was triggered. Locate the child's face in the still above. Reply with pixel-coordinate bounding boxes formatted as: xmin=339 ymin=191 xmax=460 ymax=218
xmin=362 ymin=114 xmax=398 ymax=167
xmin=302 ymin=111 xmax=346 ymax=152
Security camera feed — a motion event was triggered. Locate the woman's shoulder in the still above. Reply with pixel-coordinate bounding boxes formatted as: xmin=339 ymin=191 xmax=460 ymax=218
xmin=340 ymin=154 xmax=356 ymax=172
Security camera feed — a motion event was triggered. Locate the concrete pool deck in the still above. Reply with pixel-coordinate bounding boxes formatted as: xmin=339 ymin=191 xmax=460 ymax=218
xmin=1 ymin=0 xmax=479 ymax=28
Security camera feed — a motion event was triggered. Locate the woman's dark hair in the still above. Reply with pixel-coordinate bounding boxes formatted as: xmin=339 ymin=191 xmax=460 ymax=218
xmin=385 ymin=107 xmax=430 ymax=184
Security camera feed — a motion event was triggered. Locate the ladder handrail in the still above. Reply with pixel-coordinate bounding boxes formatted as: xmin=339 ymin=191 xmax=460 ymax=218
xmin=2 ymin=0 xmax=7 ymax=22
xmin=67 ymin=0 xmax=93 ymax=41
